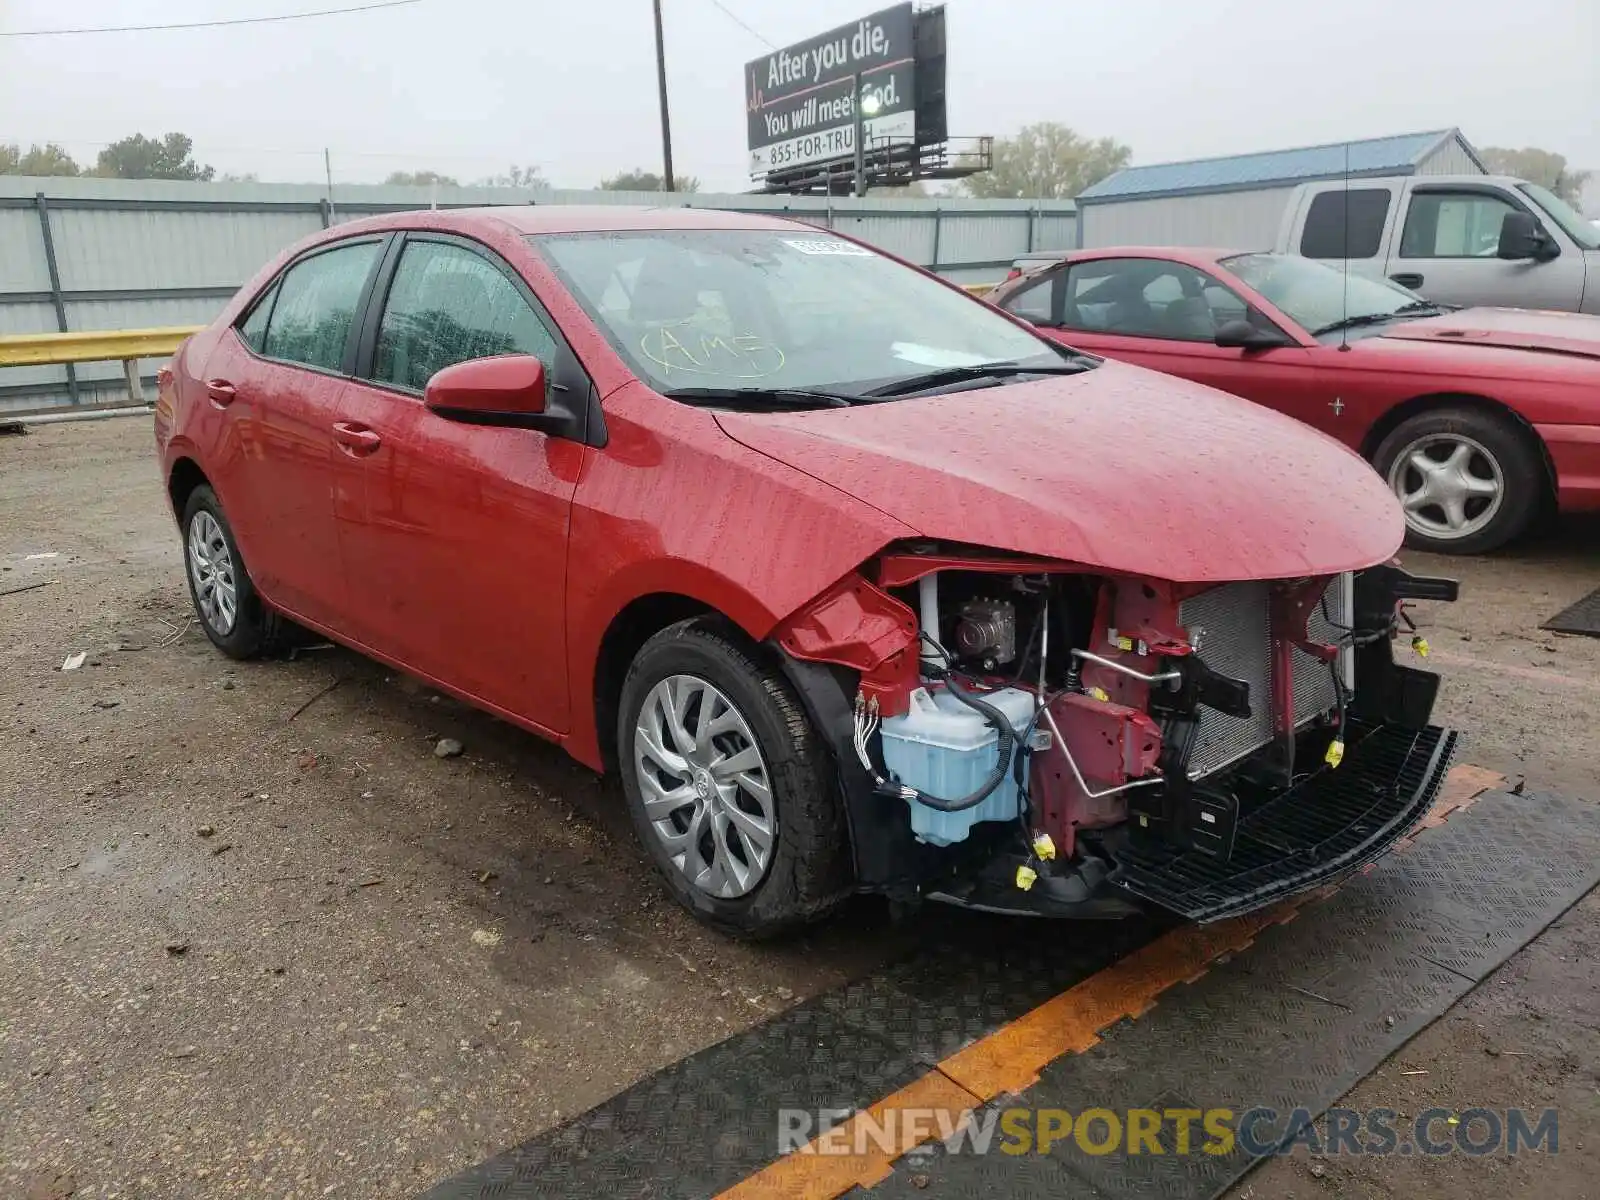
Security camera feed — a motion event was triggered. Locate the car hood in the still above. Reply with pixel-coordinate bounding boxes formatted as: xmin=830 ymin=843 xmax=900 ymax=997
xmin=1379 ymin=307 xmax=1600 ymax=360
xmin=714 ymin=361 xmax=1402 ymax=583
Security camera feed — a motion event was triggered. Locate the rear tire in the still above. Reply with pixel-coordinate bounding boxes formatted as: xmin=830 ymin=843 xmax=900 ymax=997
xmin=1372 ymin=406 xmax=1544 ymax=555
xmin=616 ymin=618 xmax=851 ymax=939
xmin=181 ymin=485 xmax=278 ymax=659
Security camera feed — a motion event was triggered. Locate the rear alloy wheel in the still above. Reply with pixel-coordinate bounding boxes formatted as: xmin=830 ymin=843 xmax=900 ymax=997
xmin=616 ymin=619 xmax=851 ymax=938
xmin=180 ymin=485 xmax=278 ymax=659
xmin=1373 ymin=407 xmax=1543 ymax=554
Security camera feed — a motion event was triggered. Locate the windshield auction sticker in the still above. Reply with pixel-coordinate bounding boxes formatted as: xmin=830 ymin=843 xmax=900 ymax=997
xmin=782 ymin=238 xmax=875 ymax=256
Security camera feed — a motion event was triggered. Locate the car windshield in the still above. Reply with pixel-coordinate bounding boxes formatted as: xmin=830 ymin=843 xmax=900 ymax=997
xmin=1518 ymin=183 xmax=1600 ymax=251
xmin=533 ymin=229 xmax=1074 ymax=400
xmin=1221 ymin=252 xmax=1427 ymax=336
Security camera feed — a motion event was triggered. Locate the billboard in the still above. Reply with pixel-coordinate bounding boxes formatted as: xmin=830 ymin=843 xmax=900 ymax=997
xmin=745 ymin=4 xmax=917 ymax=180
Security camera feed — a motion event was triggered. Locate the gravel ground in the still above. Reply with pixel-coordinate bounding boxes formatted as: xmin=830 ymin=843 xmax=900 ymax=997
xmin=2 ymin=418 xmax=1596 ymax=1199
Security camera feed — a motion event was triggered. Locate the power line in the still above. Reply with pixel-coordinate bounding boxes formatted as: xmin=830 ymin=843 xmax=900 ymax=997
xmin=0 ymin=0 xmax=424 ymax=38
xmin=704 ymin=0 xmax=774 ymax=49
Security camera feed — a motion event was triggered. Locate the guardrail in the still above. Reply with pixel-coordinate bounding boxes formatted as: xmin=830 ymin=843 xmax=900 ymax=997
xmin=0 ymin=326 xmax=200 ymax=412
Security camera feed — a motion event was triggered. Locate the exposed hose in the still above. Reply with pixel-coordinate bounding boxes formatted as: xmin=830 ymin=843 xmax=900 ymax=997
xmin=901 ymin=672 xmax=1017 ymax=813
xmin=855 ymin=643 xmax=1018 ymax=814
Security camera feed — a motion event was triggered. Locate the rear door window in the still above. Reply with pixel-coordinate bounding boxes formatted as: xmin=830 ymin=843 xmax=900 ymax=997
xmin=237 ymin=281 xmax=278 ymax=353
xmin=371 ymin=239 xmax=559 ymax=394
xmin=1299 ymin=188 xmax=1390 ymax=259
xmin=1062 ymin=258 xmax=1236 ymax=341
xmin=261 ymin=241 xmax=382 ymax=372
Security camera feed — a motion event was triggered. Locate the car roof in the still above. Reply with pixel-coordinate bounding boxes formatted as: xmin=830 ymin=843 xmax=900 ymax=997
xmin=1071 ymin=247 xmax=1246 ymax=264
xmin=335 ymin=204 xmax=810 ymax=238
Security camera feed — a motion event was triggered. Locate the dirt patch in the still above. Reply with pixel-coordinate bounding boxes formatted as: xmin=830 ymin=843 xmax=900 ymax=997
xmin=0 ymin=421 xmax=911 ymax=1197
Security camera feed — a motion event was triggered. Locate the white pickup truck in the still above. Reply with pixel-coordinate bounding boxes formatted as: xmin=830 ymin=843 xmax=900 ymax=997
xmin=1274 ymin=174 xmax=1600 ymax=313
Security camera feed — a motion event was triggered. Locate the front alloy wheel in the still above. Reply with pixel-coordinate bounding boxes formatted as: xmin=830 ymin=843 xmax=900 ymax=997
xmin=616 ymin=619 xmax=851 ymax=938
xmin=634 ymin=674 xmax=776 ymax=899
xmin=1387 ymin=432 xmax=1505 ymax=545
xmin=1372 ymin=406 xmax=1543 ymax=555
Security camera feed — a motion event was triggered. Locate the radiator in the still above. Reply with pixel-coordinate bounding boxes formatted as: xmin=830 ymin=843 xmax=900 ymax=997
xmin=1177 ymin=575 xmax=1352 ymax=779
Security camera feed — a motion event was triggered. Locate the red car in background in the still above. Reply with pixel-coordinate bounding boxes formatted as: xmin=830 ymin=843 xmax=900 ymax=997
xmin=988 ymin=248 xmax=1600 ymax=554
xmin=156 ymin=208 xmax=1458 ymax=938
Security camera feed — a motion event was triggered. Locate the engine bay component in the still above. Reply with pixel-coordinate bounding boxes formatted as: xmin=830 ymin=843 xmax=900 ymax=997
xmin=878 ymin=683 xmax=1035 ymax=846
xmin=953 ymin=598 xmax=1017 ymax=668
xmin=775 ymin=572 xmax=919 ymax=716
xmin=1032 ymin=693 xmax=1164 ymax=858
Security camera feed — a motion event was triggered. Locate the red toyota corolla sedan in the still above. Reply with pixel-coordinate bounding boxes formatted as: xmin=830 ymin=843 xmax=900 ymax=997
xmin=156 ymin=207 xmax=1458 ymax=937
xmin=987 ymin=249 xmax=1600 ymax=554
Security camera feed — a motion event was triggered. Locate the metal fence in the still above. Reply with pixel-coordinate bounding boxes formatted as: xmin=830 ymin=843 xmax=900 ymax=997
xmin=0 ymin=176 xmax=1075 ymax=416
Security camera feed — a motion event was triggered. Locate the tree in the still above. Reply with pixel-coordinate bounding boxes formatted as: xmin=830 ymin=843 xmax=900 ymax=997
xmin=384 ymin=169 xmax=459 ymax=187
xmin=1479 ymin=146 xmax=1590 ymax=206
xmin=218 ymin=172 xmax=260 ymax=183
xmin=599 ymin=168 xmax=700 ymax=193
xmin=959 ymin=122 xmax=1131 ymax=200
xmin=95 ymin=133 xmax=214 ymax=181
xmin=0 ymin=143 xmax=82 ymax=176
xmin=477 ymin=164 xmax=545 ymax=189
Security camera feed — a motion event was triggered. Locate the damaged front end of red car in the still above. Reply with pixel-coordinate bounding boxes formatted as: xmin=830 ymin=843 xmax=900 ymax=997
xmin=770 ymin=545 xmax=1459 ymax=923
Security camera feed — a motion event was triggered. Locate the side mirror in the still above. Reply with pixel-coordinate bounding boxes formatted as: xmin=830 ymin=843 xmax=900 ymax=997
xmin=424 ymin=354 xmax=547 ymax=426
xmin=1497 ymin=211 xmax=1559 ymax=262
xmin=1214 ymin=318 xmax=1290 ymax=350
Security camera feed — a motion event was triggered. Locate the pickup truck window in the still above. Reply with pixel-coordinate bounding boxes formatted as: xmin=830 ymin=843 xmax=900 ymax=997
xmin=1520 ymin=183 xmax=1600 ymax=250
xmin=1399 ymin=191 xmax=1519 ymax=259
xmin=1300 ymin=189 xmax=1389 ymax=259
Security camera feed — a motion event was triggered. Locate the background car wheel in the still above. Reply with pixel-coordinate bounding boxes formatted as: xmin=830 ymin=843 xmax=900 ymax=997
xmin=1373 ymin=406 xmax=1544 ymax=555
xmin=616 ymin=618 xmax=851 ymax=939
xmin=181 ymin=485 xmax=278 ymax=659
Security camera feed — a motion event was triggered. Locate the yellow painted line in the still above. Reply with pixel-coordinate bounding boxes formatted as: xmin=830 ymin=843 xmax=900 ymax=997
xmin=717 ymin=762 xmax=1503 ymax=1200
xmin=939 ymin=906 xmax=1294 ymax=1099
xmin=0 ymin=326 xmax=201 ymax=368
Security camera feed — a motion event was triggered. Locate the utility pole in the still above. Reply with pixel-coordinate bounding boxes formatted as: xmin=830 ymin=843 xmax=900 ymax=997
xmin=853 ymin=72 xmax=865 ymax=198
xmin=652 ymin=0 xmax=676 ymax=192
xmin=323 ymin=148 xmax=336 ymax=221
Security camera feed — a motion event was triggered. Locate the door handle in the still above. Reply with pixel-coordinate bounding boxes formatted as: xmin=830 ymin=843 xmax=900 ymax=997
xmin=332 ymin=422 xmax=382 ymax=456
xmin=1390 ymin=272 xmax=1424 ymax=290
xmin=205 ymin=378 xmax=237 ymax=407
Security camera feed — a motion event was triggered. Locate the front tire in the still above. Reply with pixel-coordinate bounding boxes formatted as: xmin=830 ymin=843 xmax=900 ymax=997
xmin=1372 ymin=406 xmax=1544 ymax=555
xmin=616 ymin=618 xmax=851 ymax=939
xmin=181 ymin=485 xmax=277 ymax=659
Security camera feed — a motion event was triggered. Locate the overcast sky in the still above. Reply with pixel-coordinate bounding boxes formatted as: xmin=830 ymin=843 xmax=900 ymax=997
xmin=1 ymin=0 xmax=1595 ymax=192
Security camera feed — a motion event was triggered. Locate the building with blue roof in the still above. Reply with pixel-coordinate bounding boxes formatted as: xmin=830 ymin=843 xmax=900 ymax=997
xmin=1076 ymin=128 xmax=1485 ymax=249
